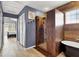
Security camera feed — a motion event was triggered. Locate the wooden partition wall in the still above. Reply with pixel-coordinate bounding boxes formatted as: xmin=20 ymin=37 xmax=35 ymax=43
xmin=46 ymin=9 xmax=64 ymax=56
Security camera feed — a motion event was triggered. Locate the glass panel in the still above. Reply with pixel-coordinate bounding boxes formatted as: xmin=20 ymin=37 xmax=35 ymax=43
xmin=65 ymin=9 xmax=76 ymax=24
xmin=76 ymin=15 xmax=79 ymax=23
xmin=76 ymin=9 xmax=79 ymax=23
xmin=76 ymin=9 xmax=79 ymax=15
xmin=70 ymin=10 xmax=76 ymax=16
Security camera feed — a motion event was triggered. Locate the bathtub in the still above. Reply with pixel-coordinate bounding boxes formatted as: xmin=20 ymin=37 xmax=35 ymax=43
xmin=61 ymin=40 xmax=79 ymax=57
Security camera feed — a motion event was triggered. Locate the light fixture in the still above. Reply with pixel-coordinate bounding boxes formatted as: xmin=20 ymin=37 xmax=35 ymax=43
xmin=11 ymin=18 xmax=17 ymax=21
xmin=44 ymin=7 xmax=50 ymax=11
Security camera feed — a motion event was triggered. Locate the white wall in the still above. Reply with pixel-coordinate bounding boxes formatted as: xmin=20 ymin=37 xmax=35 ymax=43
xmin=0 ymin=2 xmax=3 ymax=49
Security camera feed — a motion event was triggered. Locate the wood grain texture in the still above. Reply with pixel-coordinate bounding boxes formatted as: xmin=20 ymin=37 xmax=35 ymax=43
xmin=46 ymin=9 xmax=64 ymax=56
xmin=46 ymin=9 xmax=56 ymax=56
xmin=57 ymin=2 xmax=79 ymax=12
xmin=64 ymin=24 xmax=79 ymax=40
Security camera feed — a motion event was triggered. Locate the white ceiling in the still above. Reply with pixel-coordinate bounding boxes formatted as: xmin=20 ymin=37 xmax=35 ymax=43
xmin=2 ymin=1 xmax=70 ymax=15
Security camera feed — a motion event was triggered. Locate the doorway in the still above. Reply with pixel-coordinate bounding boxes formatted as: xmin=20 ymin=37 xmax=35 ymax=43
xmin=0 ymin=17 xmax=18 ymax=56
xmin=35 ymin=16 xmax=47 ymax=52
xmin=3 ymin=17 xmax=17 ymax=40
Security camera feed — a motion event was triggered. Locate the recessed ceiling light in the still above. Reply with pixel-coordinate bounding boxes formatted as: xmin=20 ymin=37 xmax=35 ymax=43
xmin=44 ymin=7 xmax=50 ymax=11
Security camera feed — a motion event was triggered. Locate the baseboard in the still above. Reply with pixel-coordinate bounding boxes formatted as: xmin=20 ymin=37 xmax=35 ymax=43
xmin=25 ymin=45 xmax=36 ymax=49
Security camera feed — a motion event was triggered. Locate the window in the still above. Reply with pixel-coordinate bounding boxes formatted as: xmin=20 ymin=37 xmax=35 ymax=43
xmin=65 ymin=9 xmax=77 ymax=24
xmin=76 ymin=9 xmax=79 ymax=23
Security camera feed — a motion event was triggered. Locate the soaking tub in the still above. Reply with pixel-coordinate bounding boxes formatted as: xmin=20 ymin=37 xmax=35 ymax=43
xmin=61 ymin=40 xmax=79 ymax=57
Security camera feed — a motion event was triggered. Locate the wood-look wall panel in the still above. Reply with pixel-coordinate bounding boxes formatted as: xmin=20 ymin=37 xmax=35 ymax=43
xmin=65 ymin=24 xmax=79 ymax=31
xmin=57 ymin=2 xmax=79 ymax=12
xmin=64 ymin=24 xmax=79 ymax=40
xmin=46 ymin=10 xmax=56 ymax=56
xmin=46 ymin=9 xmax=64 ymax=56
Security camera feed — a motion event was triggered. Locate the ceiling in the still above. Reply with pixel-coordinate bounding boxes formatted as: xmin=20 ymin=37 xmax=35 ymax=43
xmin=2 ymin=1 xmax=70 ymax=15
